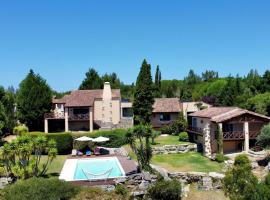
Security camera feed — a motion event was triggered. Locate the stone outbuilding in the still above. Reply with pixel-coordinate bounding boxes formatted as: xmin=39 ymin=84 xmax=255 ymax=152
xmin=188 ymin=107 xmax=270 ymax=157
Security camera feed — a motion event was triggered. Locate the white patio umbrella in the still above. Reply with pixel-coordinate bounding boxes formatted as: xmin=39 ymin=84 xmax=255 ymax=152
xmin=93 ymin=136 xmax=110 ymax=143
xmin=75 ymin=136 xmax=94 ymax=142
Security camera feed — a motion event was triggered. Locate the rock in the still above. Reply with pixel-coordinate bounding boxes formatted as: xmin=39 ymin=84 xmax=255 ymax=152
xmin=115 ymin=177 xmax=127 ymax=184
xmin=138 ymin=180 xmax=150 ymax=190
xmin=199 ymin=176 xmax=213 ymax=191
xmin=142 ymin=171 xmax=151 ymax=181
xmin=151 ymin=164 xmax=171 ymax=181
xmin=133 ymin=174 xmax=142 ymax=180
xmin=182 ymin=184 xmax=190 ymax=198
xmin=132 ymin=190 xmax=146 ymax=197
xmin=251 ymin=161 xmax=259 ymax=169
xmin=209 ymin=172 xmax=225 ymax=179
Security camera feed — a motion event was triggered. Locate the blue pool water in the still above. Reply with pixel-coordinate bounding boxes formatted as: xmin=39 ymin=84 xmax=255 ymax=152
xmin=74 ymin=157 xmax=125 ymax=180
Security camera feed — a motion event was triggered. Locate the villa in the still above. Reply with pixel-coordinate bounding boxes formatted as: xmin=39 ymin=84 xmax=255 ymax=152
xmin=188 ymin=107 xmax=270 ymax=157
xmin=44 ymin=82 xmax=133 ymax=133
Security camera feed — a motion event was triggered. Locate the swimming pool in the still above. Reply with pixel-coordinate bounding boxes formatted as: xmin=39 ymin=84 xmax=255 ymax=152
xmin=59 ymin=157 xmax=126 ymax=181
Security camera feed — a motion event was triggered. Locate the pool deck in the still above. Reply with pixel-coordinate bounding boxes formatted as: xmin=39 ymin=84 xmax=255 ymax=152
xmin=68 ymin=154 xmax=138 ymax=176
xmin=61 ymin=154 xmax=138 ymax=185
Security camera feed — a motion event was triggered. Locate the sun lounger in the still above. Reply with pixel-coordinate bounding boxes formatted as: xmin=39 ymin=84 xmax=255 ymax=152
xmin=94 ymin=147 xmax=100 ymax=156
xmin=71 ymin=149 xmax=77 ymax=156
xmin=86 ymin=150 xmax=92 ymax=156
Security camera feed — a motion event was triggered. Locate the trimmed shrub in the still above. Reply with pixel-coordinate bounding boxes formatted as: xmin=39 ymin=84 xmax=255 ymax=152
xmin=234 ymin=154 xmax=251 ymax=168
xmin=3 ymin=177 xmax=79 ymax=200
xmin=215 ymin=153 xmax=229 ymax=163
xmin=179 ymin=132 xmax=189 ymax=142
xmin=13 ymin=124 xmax=28 ymax=135
xmin=27 ymin=132 xmax=73 ymax=154
xmin=147 ymin=179 xmax=182 ymax=200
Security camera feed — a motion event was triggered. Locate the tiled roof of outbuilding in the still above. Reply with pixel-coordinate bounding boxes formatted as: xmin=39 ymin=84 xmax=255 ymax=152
xmin=152 ymin=98 xmax=181 ymax=113
xmin=189 ymin=107 xmax=270 ymax=122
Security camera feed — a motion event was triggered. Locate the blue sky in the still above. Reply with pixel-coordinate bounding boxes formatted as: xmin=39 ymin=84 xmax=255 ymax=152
xmin=1 ymin=0 xmax=270 ymax=92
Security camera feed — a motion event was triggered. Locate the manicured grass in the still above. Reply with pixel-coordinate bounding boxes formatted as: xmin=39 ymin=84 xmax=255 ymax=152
xmin=40 ymin=155 xmax=68 ymax=175
xmin=151 ymin=135 xmax=191 ymax=147
xmin=151 ymin=152 xmax=224 ymax=173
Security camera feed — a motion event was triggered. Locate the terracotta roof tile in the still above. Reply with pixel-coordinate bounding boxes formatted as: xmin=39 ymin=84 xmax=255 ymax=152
xmin=152 ymin=98 xmax=181 ymax=113
xmin=189 ymin=107 xmax=270 ymax=122
xmin=52 ymin=89 xmax=120 ymax=107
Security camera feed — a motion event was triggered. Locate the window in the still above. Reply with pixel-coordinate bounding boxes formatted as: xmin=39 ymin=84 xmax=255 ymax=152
xmin=73 ymin=108 xmax=89 ymax=115
xmin=192 ymin=118 xmax=197 ymax=127
xmin=224 ymin=124 xmax=234 ymax=132
xmin=122 ymin=108 xmax=133 ymax=118
xmin=160 ymin=114 xmax=171 ymax=121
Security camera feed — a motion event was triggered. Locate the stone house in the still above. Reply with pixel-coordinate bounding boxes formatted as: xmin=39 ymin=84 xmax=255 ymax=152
xmin=44 ymin=82 xmax=133 ymax=133
xmin=151 ymin=98 xmax=210 ymax=129
xmin=188 ymin=107 xmax=270 ymax=157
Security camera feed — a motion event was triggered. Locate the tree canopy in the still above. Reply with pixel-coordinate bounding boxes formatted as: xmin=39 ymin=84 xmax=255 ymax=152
xmin=17 ymin=70 xmax=52 ymax=131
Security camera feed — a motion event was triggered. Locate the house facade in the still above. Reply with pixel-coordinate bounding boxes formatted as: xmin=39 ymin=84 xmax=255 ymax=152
xmin=44 ymin=82 xmax=133 ymax=133
xmin=188 ymin=107 xmax=270 ymax=157
xmin=151 ymin=98 xmax=181 ymax=129
xmin=151 ymin=98 xmax=210 ymax=129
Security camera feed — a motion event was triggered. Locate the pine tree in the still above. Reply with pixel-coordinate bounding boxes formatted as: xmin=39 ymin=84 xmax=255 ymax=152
xmin=17 ymin=70 xmax=52 ymax=131
xmin=79 ymin=68 xmax=103 ymax=89
xmin=133 ymin=59 xmax=154 ymax=124
xmin=221 ymin=76 xmax=235 ymax=106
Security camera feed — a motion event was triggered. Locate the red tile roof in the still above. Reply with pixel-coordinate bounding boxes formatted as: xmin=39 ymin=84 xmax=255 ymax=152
xmin=189 ymin=107 xmax=270 ymax=122
xmin=152 ymin=98 xmax=181 ymax=113
xmin=52 ymin=89 xmax=120 ymax=107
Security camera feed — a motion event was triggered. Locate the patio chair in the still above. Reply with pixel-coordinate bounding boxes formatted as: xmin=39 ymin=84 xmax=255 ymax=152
xmin=94 ymin=147 xmax=100 ymax=156
xmin=77 ymin=150 xmax=83 ymax=156
xmin=71 ymin=149 xmax=77 ymax=156
xmin=86 ymin=150 xmax=92 ymax=156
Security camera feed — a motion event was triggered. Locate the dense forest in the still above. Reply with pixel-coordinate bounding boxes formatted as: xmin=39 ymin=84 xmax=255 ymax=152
xmin=77 ymin=66 xmax=270 ymax=117
xmin=0 ymin=60 xmax=270 ymax=134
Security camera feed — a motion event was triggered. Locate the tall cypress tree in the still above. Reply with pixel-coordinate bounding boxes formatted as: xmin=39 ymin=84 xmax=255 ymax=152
xmin=154 ymin=65 xmax=161 ymax=97
xmin=133 ymin=59 xmax=154 ymax=124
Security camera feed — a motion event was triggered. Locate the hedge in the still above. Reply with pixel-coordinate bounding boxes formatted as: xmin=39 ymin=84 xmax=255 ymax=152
xmin=27 ymin=132 xmax=73 ymax=154
xmin=27 ymin=129 xmax=128 ymax=154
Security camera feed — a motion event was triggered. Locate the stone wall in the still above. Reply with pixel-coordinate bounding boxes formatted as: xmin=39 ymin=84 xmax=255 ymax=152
xmin=169 ymin=171 xmax=225 ymax=190
xmin=152 ymin=144 xmax=197 ymax=155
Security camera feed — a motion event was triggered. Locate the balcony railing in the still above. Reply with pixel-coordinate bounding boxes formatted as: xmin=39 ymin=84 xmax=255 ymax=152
xmin=223 ymin=131 xmax=244 ymax=140
xmin=69 ymin=114 xmax=89 ymax=121
xmin=188 ymin=126 xmax=204 ymax=134
xmin=249 ymin=130 xmax=261 ymax=139
xmin=44 ymin=112 xmax=64 ymax=119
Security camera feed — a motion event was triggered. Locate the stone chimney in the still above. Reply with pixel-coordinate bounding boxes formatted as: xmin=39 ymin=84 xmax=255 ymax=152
xmin=102 ymin=82 xmax=112 ymax=100
xmin=101 ymin=82 xmax=113 ymax=125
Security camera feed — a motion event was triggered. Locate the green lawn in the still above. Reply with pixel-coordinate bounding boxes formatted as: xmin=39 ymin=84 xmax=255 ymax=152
xmin=40 ymin=155 xmax=68 ymax=176
xmin=152 ymin=135 xmax=191 ymax=147
xmin=151 ymin=152 xmax=224 ymax=173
